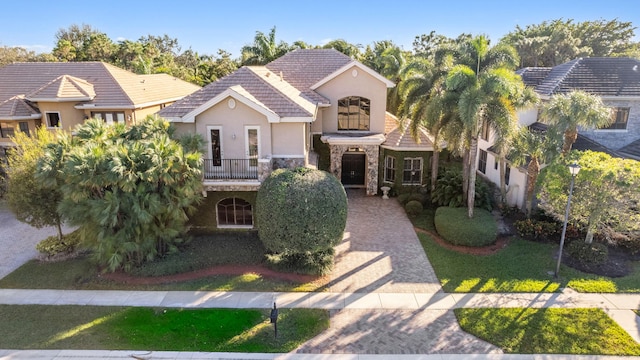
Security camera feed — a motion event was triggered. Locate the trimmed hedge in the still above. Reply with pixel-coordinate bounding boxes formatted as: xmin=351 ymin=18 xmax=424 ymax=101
xmin=405 ymin=200 xmax=423 ymax=218
xmin=434 ymin=207 xmax=497 ymax=247
xmin=255 ymin=167 xmax=347 ymax=255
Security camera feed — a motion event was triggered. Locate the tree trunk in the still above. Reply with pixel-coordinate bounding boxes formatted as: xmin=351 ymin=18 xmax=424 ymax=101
xmin=499 ymin=155 xmax=507 ymax=205
xmin=525 ymin=157 xmax=540 ymax=217
xmin=431 ymin=150 xmax=440 ymax=193
xmin=462 ymin=150 xmax=469 ymax=203
xmin=562 ymin=129 xmax=578 ymax=155
xmin=467 ymin=137 xmax=478 ymax=218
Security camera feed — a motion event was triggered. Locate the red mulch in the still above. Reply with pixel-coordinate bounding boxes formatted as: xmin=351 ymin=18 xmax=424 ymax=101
xmin=101 ymin=264 xmax=322 ymax=285
xmin=415 ymin=227 xmax=509 ymax=255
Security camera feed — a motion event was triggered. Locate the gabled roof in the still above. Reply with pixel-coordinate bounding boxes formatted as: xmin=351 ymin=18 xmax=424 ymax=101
xmin=160 ymin=49 xmax=394 ymax=122
xmin=0 ymin=62 xmax=200 ymax=112
xmin=618 ymin=139 xmax=640 ymax=160
xmin=0 ymin=95 xmax=40 ymax=120
xmin=525 ymin=57 xmax=640 ymax=97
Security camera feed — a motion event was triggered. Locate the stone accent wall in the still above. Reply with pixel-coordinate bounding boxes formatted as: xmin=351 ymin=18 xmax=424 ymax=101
xmin=258 ymin=158 xmax=272 ymax=182
xmin=272 ymin=157 xmax=305 ymax=170
xmin=329 ymin=144 xmax=380 ymax=195
xmin=579 ymin=99 xmax=640 ymax=150
xmin=203 ymin=183 xmax=260 ymax=192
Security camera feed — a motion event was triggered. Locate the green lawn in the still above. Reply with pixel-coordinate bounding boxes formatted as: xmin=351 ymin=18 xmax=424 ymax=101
xmin=0 ymin=305 xmax=328 ymax=352
xmin=419 ymin=232 xmax=640 ymax=293
xmin=0 ymin=234 xmax=324 ymax=292
xmin=455 ymin=308 xmax=640 ymax=355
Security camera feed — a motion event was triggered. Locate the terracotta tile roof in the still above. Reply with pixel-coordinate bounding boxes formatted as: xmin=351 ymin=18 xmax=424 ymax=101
xmin=384 ymin=112 xmax=400 ymax=134
xmin=0 ymin=95 xmax=39 ymax=119
xmin=26 ymin=75 xmax=95 ymax=101
xmin=382 ymin=119 xmax=435 ymax=151
xmin=529 ymin=57 xmax=640 ymax=96
xmin=0 ymin=62 xmax=199 ymax=110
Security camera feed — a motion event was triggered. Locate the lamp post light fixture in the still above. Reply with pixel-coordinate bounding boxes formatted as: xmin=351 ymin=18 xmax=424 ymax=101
xmin=554 ymin=162 xmax=581 ymax=278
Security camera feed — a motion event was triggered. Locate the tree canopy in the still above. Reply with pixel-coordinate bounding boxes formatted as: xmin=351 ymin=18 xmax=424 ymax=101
xmin=36 ymin=117 xmax=204 ymax=272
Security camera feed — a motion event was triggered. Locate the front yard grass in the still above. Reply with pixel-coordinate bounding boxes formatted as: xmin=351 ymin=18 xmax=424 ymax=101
xmin=455 ymin=308 xmax=640 ymax=355
xmin=0 ymin=233 xmax=324 ymax=292
xmin=0 ymin=305 xmax=327 ymax=352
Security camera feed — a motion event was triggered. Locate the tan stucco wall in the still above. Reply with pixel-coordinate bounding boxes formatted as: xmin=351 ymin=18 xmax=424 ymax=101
xmin=272 ymin=122 xmax=306 ymax=156
xmin=315 ymin=65 xmax=388 ymax=134
xmin=195 ymin=96 xmax=272 ymax=159
xmin=171 ymin=123 xmax=196 ymax=137
xmin=38 ymin=102 xmax=85 ymax=132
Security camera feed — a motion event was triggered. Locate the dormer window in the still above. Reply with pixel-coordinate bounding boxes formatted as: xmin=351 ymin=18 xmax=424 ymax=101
xmin=338 ymin=96 xmax=370 ymax=131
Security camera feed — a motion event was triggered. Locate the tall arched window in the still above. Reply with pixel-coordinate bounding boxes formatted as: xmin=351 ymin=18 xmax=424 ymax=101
xmin=217 ymin=198 xmax=253 ymax=227
xmin=338 ymin=96 xmax=370 ymax=131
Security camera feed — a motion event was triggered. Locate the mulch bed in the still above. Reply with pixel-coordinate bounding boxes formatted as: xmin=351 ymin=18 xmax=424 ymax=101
xmin=415 ymin=227 xmax=509 ymax=255
xmin=101 ymin=264 xmax=322 ymax=285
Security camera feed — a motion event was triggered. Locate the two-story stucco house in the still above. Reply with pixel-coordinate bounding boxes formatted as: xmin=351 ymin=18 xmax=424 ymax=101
xmin=478 ymin=57 xmax=640 ymax=209
xmin=0 ymin=62 xmax=200 ymax=156
xmin=160 ymin=49 xmax=436 ymax=230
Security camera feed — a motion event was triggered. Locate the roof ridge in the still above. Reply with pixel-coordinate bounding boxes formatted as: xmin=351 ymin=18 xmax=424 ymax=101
xmin=101 ymin=62 xmax=136 ymax=106
xmin=550 ymin=58 xmax=583 ymax=94
xmin=244 ymin=66 xmax=314 ymax=116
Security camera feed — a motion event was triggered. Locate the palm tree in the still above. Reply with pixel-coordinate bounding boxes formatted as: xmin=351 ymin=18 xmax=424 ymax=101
xmin=240 ymin=26 xmax=291 ymax=66
xmin=541 ymin=90 xmax=612 ymax=155
xmin=509 ymin=126 xmax=561 ymax=216
xmin=445 ymin=35 xmax=533 ymax=218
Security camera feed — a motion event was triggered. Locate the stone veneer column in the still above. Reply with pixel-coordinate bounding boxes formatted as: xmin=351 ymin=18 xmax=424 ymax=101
xmin=258 ymin=158 xmax=273 ymax=182
xmin=363 ymin=144 xmax=379 ymax=196
xmin=329 ymin=144 xmax=349 ymax=181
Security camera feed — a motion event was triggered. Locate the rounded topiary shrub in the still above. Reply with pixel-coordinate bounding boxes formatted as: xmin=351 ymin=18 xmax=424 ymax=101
xmin=565 ymin=241 xmax=608 ymax=266
xmin=397 ymin=193 xmax=410 ymax=206
xmin=255 ymin=167 xmax=348 ymax=255
xmin=405 ymin=200 xmax=423 ymax=218
xmin=434 ymin=207 xmax=497 ymax=247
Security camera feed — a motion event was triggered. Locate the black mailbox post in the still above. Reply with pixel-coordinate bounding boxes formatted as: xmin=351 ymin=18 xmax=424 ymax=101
xmin=270 ymin=302 xmax=279 ymax=338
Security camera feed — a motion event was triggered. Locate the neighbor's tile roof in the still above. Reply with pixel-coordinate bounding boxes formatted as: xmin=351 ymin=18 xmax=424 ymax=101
xmin=618 ymin=138 xmax=640 ymax=160
xmin=160 ymin=49 xmax=354 ymax=119
xmin=0 ymin=62 xmax=199 ymax=109
xmin=528 ymin=122 xmax=622 ymax=157
xmin=0 ymin=95 xmax=39 ymax=119
xmin=527 ymin=57 xmax=640 ymax=96
xmin=516 ymin=67 xmax=552 ymax=88
xmin=27 ymin=75 xmax=95 ymax=101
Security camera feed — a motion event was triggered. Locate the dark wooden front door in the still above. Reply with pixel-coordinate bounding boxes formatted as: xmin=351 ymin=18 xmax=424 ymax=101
xmin=341 ymin=153 xmax=366 ymax=186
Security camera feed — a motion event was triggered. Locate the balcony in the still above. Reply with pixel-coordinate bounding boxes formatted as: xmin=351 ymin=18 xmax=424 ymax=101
xmin=203 ymin=159 xmax=259 ymax=180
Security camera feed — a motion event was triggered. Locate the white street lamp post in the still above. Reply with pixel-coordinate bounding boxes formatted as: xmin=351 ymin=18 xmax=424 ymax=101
xmin=554 ymin=162 xmax=581 ymax=278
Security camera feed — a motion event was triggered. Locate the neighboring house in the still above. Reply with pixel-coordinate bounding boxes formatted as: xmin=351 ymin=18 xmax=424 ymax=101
xmin=479 ymin=57 xmax=640 ymax=209
xmin=160 ymin=49 xmax=437 ymax=230
xmin=0 ymin=62 xmax=200 ymax=155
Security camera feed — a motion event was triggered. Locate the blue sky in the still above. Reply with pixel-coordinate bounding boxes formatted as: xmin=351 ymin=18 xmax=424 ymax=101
xmin=1 ymin=0 xmax=639 ymax=57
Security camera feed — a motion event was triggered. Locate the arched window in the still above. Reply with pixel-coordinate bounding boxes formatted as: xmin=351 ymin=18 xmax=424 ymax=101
xmin=338 ymin=96 xmax=370 ymax=131
xmin=217 ymin=198 xmax=253 ymax=227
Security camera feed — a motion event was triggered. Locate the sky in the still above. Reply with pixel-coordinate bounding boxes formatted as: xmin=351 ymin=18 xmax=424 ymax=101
xmin=1 ymin=0 xmax=639 ymax=58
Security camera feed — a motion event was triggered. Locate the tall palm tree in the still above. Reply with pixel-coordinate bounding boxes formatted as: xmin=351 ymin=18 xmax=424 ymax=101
xmin=445 ymin=35 xmax=533 ymax=218
xmin=541 ymin=90 xmax=613 ymax=155
xmin=509 ymin=126 xmax=561 ymax=216
xmin=240 ymin=26 xmax=291 ymax=66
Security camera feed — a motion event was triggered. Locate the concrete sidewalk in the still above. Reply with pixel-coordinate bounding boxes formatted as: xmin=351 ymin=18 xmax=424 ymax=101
xmin=0 ymin=350 xmax=637 ymax=360
xmin=1 ymin=288 xmax=639 ymax=345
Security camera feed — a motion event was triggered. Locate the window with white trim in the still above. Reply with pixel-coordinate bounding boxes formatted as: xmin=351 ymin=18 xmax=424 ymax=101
xmin=384 ymin=155 xmax=396 ymax=182
xmin=478 ymin=150 xmax=488 ymax=174
xmin=600 ymin=107 xmax=629 ymax=130
xmin=217 ymin=198 xmax=253 ymax=227
xmin=91 ymin=111 xmax=125 ymax=125
xmin=46 ymin=112 xmax=61 ymax=128
xmin=403 ymin=158 xmax=422 ymax=185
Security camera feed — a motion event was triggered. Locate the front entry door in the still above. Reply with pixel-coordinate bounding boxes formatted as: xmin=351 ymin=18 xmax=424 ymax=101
xmin=341 ymin=153 xmax=366 ymax=186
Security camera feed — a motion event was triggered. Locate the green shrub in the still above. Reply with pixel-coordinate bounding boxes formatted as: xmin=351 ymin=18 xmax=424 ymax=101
xmin=405 ymin=200 xmax=423 ymax=218
xmin=431 ymin=169 xmax=492 ymax=211
xmin=514 ymin=219 xmax=559 ymax=242
xmin=36 ymin=231 xmax=82 ymax=258
xmin=434 ymin=207 xmax=497 ymax=247
xmin=255 ymin=168 xmax=347 ymax=256
xmin=565 ymin=241 xmax=609 ymax=266
xmin=265 ymin=249 xmax=334 ymax=275
xmin=408 ymin=193 xmax=428 ymax=205
xmin=397 ymin=193 xmax=410 ymax=206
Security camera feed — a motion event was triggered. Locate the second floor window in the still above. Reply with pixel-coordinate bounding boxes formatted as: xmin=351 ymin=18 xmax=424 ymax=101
xmin=46 ymin=112 xmax=61 ymax=128
xmin=338 ymin=96 xmax=370 ymax=131
xmin=478 ymin=150 xmax=488 ymax=174
xmin=600 ymin=107 xmax=629 ymax=130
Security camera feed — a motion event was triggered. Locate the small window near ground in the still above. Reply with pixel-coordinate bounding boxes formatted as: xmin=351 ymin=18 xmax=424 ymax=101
xmin=478 ymin=150 xmax=488 ymax=174
xmin=384 ymin=155 xmax=396 ymax=182
xmin=217 ymin=198 xmax=253 ymax=227
xmin=600 ymin=107 xmax=629 ymax=130
xmin=46 ymin=112 xmax=61 ymax=128
xmin=403 ymin=158 xmax=422 ymax=185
